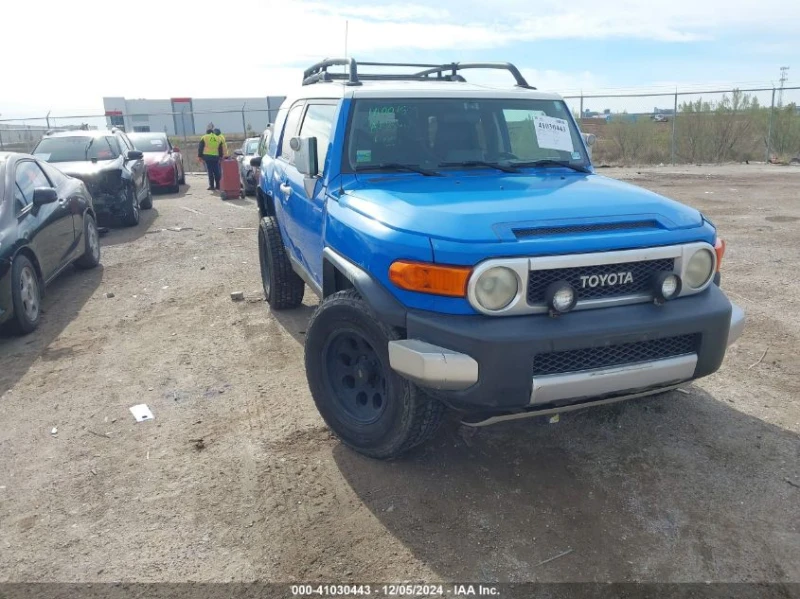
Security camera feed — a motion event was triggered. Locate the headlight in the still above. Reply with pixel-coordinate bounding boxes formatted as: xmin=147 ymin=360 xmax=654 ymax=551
xmin=474 ymin=267 xmax=519 ymax=311
xmin=157 ymin=158 xmax=172 ymax=166
xmin=685 ymin=249 xmax=714 ymax=289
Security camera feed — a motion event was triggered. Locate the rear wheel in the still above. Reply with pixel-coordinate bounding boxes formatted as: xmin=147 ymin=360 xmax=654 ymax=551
xmin=9 ymin=255 xmax=41 ymax=335
xmin=305 ymin=290 xmax=445 ymax=459
xmin=74 ymin=214 xmax=101 ymax=270
xmin=258 ymin=216 xmax=304 ymax=309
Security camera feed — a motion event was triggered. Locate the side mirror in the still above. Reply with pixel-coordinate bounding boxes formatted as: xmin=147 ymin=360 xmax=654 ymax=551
xmin=583 ymin=133 xmax=597 ymax=147
xmin=127 ymin=150 xmax=144 ymax=160
xmin=234 ymin=149 xmax=244 ymax=157
xmin=250 ymin=156 xmax=262 ymax=168
xmin=172 ymin=146 xmax=180 ymax=152
xmin=32 ymin=187 xmax=58 ymax=207
xmin=290 ymin=136 xmax=318 ymax=178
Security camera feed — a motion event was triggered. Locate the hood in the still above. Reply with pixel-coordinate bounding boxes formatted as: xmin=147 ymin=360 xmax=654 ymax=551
xmin=52 ymin=160 xmax=117 ymax=177
xmin=341 ymin=172 xmax=703 ymax=243
xmin=142 ymin=152 xmax=170 ymax=166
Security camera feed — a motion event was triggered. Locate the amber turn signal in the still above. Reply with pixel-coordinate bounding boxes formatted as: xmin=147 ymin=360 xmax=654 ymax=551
xmin=714 ymin=238 xmax=725 ymax=271
xmin=389 ymin=261 xmax=471 ymax=297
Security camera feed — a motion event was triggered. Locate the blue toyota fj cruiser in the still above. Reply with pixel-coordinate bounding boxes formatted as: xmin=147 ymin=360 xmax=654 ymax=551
xmin=251 ymin=59 xmax=745 ymax=459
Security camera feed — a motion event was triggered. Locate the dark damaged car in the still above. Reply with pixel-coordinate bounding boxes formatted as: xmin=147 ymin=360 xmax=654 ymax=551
xmin=0 ymin=152 xmax=101 ymax=334
xmin=32 ymin=129 xmax=152 ymax=227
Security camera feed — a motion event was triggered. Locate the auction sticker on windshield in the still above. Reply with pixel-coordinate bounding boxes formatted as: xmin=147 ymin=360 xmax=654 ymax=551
xmin=533 ymin=115 xmax=574 ymax=153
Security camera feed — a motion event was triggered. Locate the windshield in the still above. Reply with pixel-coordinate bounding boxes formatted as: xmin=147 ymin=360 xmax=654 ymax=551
xmin=33 ymin=136 xmax=121 ymax=163
xmin=129 ymin=133 xmax=169 ymax=152
xmin=343 ymin=98 xmax=588 ymax=173
xmin=245 ymin=139 xmax=259 ymax=155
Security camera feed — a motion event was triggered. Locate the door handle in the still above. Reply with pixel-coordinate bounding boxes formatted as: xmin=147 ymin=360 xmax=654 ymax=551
xmin=279 ymin=184 xmax=292 ymax=196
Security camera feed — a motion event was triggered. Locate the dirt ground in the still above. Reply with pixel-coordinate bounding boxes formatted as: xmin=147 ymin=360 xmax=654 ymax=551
xmin=0 ymin=165 xmax=798 ymax=585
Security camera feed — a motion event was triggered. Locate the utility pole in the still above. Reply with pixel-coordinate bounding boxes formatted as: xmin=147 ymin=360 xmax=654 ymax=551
xmin=242 ymin=103 xmax=247 ymax=137
xmin=778 ymin=66 xmax=789 ymax=107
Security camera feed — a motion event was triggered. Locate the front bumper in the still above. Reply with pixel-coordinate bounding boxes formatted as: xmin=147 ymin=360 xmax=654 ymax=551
xmin=388 ymin=285 xmax=744 ymax=412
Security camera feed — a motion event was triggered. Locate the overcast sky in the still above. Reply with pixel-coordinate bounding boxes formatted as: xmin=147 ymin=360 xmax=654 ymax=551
xmin=2 ymin=0 xmax=798 ymax=121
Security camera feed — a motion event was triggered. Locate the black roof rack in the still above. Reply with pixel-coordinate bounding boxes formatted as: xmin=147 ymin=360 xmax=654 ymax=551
xmin=301 ymin=59 xmax=535 ymax=89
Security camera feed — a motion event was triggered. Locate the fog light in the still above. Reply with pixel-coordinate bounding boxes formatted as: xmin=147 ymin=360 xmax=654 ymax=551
xmin=653 ymin=272 xmax=681 ymax=302
xmin=545 ymin=281 xmax=577 ymax=314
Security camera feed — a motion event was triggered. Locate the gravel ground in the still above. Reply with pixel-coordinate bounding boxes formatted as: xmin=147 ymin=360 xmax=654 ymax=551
xmin=0 ymin=166 xmax=798 ymax=584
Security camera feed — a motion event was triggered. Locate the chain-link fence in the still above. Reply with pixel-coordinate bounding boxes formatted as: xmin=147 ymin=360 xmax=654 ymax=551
xmin=566 ymin=86 xmax=800 ymax=165
xmin=2 ymin=86 xmax=800 ymax=165
xmin=0 ymin=106 xmax=279 ymax=156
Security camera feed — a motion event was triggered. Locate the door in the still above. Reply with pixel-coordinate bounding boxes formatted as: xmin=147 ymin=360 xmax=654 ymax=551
xmin=14 ymin=160 xmax=75 ymax=280
xmin=282 ymin=102 xmax=338 ymax=284
xmin=273 ymin=102 xmax=306 ymax=260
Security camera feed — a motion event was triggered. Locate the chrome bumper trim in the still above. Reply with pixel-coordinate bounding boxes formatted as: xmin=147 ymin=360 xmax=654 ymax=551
xmin=388 ymin=340 xmax=478 ymax=391
xmin=728 ymin=303 xmax=745 ymax=346
xmin=530 ymin=354 xmax=697 ymax=406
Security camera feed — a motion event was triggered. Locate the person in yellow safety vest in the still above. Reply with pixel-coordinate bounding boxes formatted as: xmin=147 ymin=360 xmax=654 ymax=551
xmin=198 ymin=123 xmax=224 ymax=190
xmin=213 ymin=127 xmax=228 ymax=158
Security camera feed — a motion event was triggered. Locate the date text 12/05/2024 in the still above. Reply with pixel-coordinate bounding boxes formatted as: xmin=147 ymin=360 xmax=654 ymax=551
xmin=290 ymin=584 xmax=500 ymax=596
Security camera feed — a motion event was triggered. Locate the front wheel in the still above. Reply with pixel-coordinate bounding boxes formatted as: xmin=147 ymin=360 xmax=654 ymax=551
xmin=74 ymin=214 xmax=101 ymax=270
xmin=140 ymin=180 xmax=153 ymax=210
xmin=121 ymin=185 xmax=140 ymax=226
xmin=305 ymin=290 xmax=445 ymax=459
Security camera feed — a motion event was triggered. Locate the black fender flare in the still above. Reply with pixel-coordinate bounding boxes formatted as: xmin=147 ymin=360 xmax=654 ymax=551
xmin=322 ymin=247 xmax=406 ymax=328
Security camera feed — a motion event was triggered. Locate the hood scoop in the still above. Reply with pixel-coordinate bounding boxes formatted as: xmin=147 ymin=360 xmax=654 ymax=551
xmin=513 ymin=220 xmax=660 ymax=239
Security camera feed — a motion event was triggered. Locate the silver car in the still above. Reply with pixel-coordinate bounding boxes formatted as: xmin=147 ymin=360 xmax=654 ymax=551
xmin=234 ymin=137 xmax=260 ymax=196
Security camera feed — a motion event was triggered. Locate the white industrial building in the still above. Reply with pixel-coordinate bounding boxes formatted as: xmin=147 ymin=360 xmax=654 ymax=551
xmin=102 ymin=96 xmax=287 ymax=137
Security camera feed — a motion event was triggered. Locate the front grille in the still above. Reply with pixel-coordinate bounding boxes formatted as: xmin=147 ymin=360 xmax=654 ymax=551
xmin=527 ymin=258 xmax=675 ymax=304
xmin=514 ymin=221 xmax=657 ymax=238
xmin=532 ymin=334 xmax=699 ymax=376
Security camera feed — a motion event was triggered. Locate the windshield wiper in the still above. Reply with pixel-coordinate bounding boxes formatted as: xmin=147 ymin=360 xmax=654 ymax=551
xmin=84 ymin=138 xmax=95 ymax=161
xmin=439 ymin=160 xmax=520 ymax=173
xmin=354 ymin=163 xmax=441 ymax=177
xmin=512 ymin=159 xmax=590 ymax=174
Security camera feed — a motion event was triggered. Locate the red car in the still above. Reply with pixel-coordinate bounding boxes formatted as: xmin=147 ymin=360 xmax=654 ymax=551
xmin=128 ymin=132 xmax=185 ymax=193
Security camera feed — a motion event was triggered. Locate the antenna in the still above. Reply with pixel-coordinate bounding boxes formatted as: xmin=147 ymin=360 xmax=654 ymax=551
xmin=778 ymin=66 xmax=790 ymax=107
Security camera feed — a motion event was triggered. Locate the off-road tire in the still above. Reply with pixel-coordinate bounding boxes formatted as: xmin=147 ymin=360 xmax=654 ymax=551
xmin=9 ymin=254 xmax=41 ymax=335
xmin=74 ymin=214 xmax=101 ymax=270
xmin=121 ymin=185 xmax=140 ymax=226
xmin=140 ymin=180 xmax=153 ymax=210
xmin=305 ymin=289 xmax=445 ymax=459
xmin=258 ymin=216 xmax=304 ymax=309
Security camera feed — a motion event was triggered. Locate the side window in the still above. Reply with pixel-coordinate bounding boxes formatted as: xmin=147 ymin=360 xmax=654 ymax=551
xmin=15 ymin=161 xmax=52 ymax=213
xmin=279 ymin=103 xmax=305 ymax=164
xmin=298 ymin=104 xmax=337 ymax=173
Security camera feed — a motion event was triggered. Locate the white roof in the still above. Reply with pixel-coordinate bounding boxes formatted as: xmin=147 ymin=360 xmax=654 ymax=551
xmin=284 ymin=79 xmax=564 ymax=105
